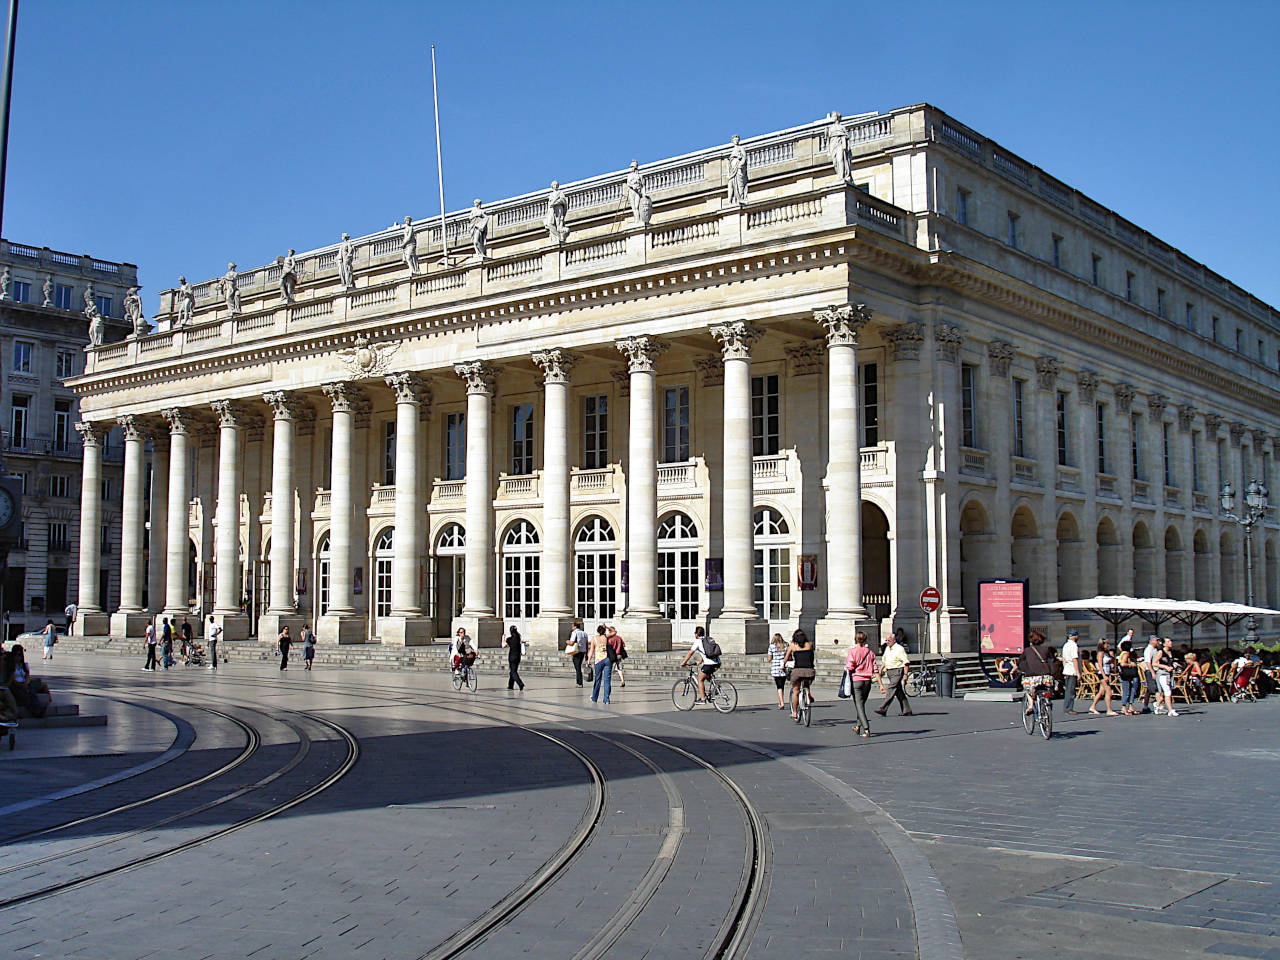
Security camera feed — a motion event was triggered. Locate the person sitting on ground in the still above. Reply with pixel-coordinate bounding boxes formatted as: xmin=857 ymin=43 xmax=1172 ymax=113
xmin=995 ymin=657 xmax=1018 ymax=683
xmin=3 ymin=645 xmax=48 ymax=718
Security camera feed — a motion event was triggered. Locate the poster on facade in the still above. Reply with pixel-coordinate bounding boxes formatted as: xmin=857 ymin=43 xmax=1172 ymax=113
xmin=353 ymin=566 xmax=363 ymax=596
xmin=620 ymin=560 xmax=628 ymax=593
xmin=705 ymin=558 xmax=723 ymax=592
xmin=797 ymin=555 xmax=818 ymax=591
xmin=978 ymin=579 xmax=1028 ymax=654
xmin=295 ymin=568 xmax=307 ymax=595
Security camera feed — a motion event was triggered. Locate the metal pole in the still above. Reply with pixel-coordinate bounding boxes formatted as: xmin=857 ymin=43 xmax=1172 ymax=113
xmin=1244 ymin=519 xmax=1258 ymax=643
xmin=0 ymin=0 xmax=19 ymax=237
xmin=430 ymin=44 xmax=449 ymax=266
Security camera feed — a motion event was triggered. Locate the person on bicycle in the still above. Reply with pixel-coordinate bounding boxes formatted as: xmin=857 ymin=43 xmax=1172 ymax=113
xmin=1017 ymin=629 xmax=1055 ymax=715
xmin=452 ymin=627 xmax=476 ymax=676
xmin=784 ymin=628 xmax=816 ymax=719
xmin=679 ymin=626 xmax=719 ymax=703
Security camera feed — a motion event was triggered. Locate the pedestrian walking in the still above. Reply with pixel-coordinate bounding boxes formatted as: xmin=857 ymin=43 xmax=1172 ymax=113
xmin=160 ymin=618 xmax=175 ymax=669
xmin=277 ymin=626 xmax=292 ymax=671
xmin=590 ymin=624 xmax=612 ymax=704
xmin=1088 ymin=640 xmax=1118 ymax=715
xmin=566 ymin=619 xmax=588 ymax=686
xmin=64 ymin=603 xmax=77 ymax=636
xmin=768 ymin=633 xmax=788 ymax=709
xmin=503 ymin=625 xmax=526 ymax=690
xmin=143 ymin=621 xmax=158 ymax=671
xmin=606 ymin=625 xmax=627 ymax=687
xmin=1061 ymin=629 xmax=1082 ymax=714
xmin=301 ymin=624 xmax=315 ymax=670
xmin=847 ymin=631 xmax=878 ymax=737
xmin=180 ymin=617 xmax=194 ymax=663
xmin=1154 ymin=637 xmax=1179 ymax=716
xmin=1140 ymin=635 xmax=1160 ymax=713
xmin=41 ymin=619 xmax=57 ymax=660
xmin=874 ymin=631 xmax=912 ymax=717
xmin=207 ymin=616 xmax=221 ymax=670
xmin=1117 ymin=638 xmax=1139 ymax=714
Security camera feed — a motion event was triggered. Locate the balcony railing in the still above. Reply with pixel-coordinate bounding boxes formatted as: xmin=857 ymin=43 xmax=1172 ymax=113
xmin=752 ymin=454 xmax=789 ymax=485
xmin=1193 ymin=491 xmax=1211 ymax=513
xmin=433 ymin=479 xmax=465 ymax=500
xmin=1097 ymin=473 xmax=1118 ymax=497
xmin=1056 ymin=465 xmax=1080 ymax=491
xmin=959 ymin=448 xmax=988 ymax=476
xmin=48 ymin=540 xmax=71 ymax=553
xmin=657 ymin=461 xmax=696 ymax=486
xmin=1011 ymin=457 xmax=1037 ymax=484
xmin=572 ymin=468 xmax=615 ymax=495
xmin=860 ymin=446 xmax=887 ymax=473
xmin=1164 ymin=485 xmax=1182 ymax=508
xmin=497 ymin=474 xmax=539 ymax=499
xmin=1133 ymin=479 xmax=1152 ymax=503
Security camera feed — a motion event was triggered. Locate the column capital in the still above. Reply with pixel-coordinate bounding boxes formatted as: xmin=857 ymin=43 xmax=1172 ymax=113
xmin=784 ymin=341 xmax=824 ymax=376
xmin=1203 ymin=412 xmax=1223 ymax=436
xmin=161 ymin=407 xmax=193 ymax=435
xmin=1250 ymin=427 xmax=1269 ymax=454
xmin=210 ymin=399 xmax=248 ymax=428
xmin=117 ymin=414 xmax=142 ymax=440
xmin=1034 ymin=356 xmax=1060 ymax=390
xmin=263 ymin=390 xmax=312 ymax=421
xmin=709 ymin=320 xmax=762 ymax=361
xmin=1228 ymin=420 xmax=1246 ymax=447
xmin=455 ymin=360 xmax=497 ymax=396
xmin=886 ymin=321 xmax=926 ymax=362
xmin=987 ymin=339 xmax=1016 ymax=377
xmin=815 ymin=303 xmax=871 ymax=347
xmin=1115 ymin=382 xmax=1136 ymax=414
xmin=694 ymin=356 xmax=724 ymax=387
xmin=321 ymin=381 xmax=369 ymax=413
xmin=1147 ymin=393 xmax=1169 ymax=420
xmin=531 ymin=348 xmax=577 ymax=384
xmin=385 ymin=372 xmax=431 ymax=406
xmin=933 ymin=321 xmax=964 ymax=362
xmin=75 ymin=421 xmax=105 ymax=446
xmin=1077 ymin=370 xmax=1099 ymax=404
xmin=615 ymin=335 xmax=666 ymax=373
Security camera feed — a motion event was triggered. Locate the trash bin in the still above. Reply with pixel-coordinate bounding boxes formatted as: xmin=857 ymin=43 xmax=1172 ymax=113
xmin=936 ymin=658 xmax=956 ymax=698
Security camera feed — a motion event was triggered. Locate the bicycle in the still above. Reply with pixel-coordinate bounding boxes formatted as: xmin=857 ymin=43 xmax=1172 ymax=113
xmin=451 ymin=658 xmax=478 ymax=692
xmin=905 ymin=661 xmax=936 ymax=697
xmin=1022 ymin=680 xmax=1053 ymax=740
xmin=671 ymin=666 xmax=738 ymax=713
xmin=795 ymin=681 xmax=811 ymax=726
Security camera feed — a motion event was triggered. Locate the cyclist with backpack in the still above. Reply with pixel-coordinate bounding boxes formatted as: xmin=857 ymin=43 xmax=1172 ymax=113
xmin=679 ymin=626 xmax=721 ymax=703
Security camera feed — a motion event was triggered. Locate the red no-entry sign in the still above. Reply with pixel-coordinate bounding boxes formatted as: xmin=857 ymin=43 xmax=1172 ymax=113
xmin=919 ymin=586 xmax=942 ymax=613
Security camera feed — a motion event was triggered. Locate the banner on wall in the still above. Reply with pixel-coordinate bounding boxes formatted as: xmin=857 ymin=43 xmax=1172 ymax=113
xmin=978 ymin=579 xmax=1028 ymax=655
xmin=797 ymin=555 xmax=818 ymax=591
xmin=704 ymin=558 xmax=724 ymax=592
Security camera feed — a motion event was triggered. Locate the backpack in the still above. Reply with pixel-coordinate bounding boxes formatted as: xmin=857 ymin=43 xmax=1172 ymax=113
xmin=703 ymin=637 xmax=722 ymax=660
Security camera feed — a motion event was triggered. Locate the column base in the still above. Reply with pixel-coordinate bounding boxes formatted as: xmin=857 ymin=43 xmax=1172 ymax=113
xmin=258 ymin=614 xmax=308 ymax=644
xmin=319 ymin=614 xmax=368 ymax=645
xmin=815 ymin=615 xmax=881 ymax=653
xmin=938 ymin=609 xmax=973 ymax=654
xmin=710 ymin=616 xmax=769 ymax=654
xmin=378 ymin=615 xmax=435 ymax=646
xmin=78 ymin=611 xmax=111 ymax=636
xmin=211 ymin=613 xmax=251 ymax=641
xmin=530 ymin=615 xmax=577 ymax=650
xmin=452 ymin=614 xmax=504 ymax=648
xmin=618 ymin=616 xmax=672 ymax=652
xmin=110 ymin=611 xmax=152 ymax=637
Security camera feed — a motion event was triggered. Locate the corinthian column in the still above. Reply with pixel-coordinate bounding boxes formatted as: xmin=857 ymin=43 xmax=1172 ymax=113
xmin=709 ymin=321 xmax=768 ymax=652
xmin=531 ymin=349 xmax=576 ymax=648
xmin=147 ymin=433 xmax=170 ymax=616
xmin=616 ymin=336 xmax=672 ymax=651
xmin=319 ymin=383 xmax=365 ymax=643
xmin=75 ymin=422 xmax=110 ymax=635
xmin=110 ymin=415 xmax=151 ymax=636
xmin=453 ymin=361 xmax=503 ymax=647
xmin=162 ymin=409 xmax=192 ymax=623
xmin=380 ymin=373 xmax=432 ymax=644
xmin=815 ymin=304 xmax=877 ymax=648
xmin=258 ymin=392 xmax=309 ymax=641
xmin=209 ymin=400 xmax=250 ymax=639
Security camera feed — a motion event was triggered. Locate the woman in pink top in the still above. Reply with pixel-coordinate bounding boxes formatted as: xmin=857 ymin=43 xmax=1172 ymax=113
xmin=846 ymin=631 xmax=879 ymax=738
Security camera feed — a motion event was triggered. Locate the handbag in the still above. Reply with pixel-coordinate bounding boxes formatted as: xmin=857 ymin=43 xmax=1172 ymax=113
xmin=565 ymin=640 xmax=579 ymax=656
xmin=838 ymin=670 xmax=852 ymax=698
xmin=784 ymin=659 xmax=795 ymax=671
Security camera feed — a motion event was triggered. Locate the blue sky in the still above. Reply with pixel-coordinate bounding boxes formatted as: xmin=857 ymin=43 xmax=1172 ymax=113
xmin=5 ymin=0 xmax=1278 ymax=310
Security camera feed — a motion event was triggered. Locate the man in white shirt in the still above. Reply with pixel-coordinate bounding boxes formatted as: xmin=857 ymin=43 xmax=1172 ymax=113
xmin=1141 ymin=636 xmax=1161 ymax=713
xmin=1061 ymin=629 xmax=1082 ymax=714
xmin=679 ymin=626 xmax=719 ymax=703
xmin=207 ymin=616 xmax=223 ymax=671
xmin=874 ymin=632 xmax=913 ymax=716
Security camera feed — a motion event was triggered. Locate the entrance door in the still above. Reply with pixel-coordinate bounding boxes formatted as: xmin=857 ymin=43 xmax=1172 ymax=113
xmin=371 ymin=528 xmax=394 ymax=638
xmin=434 ymin=523 xmax=465 ymax=637
xmin=658 ymin=511 xmax=701 ymax=643
xmin=575 ymin=516 xmax=617 ymax=623
xmin=315 ymin=532 xmax=331 ymax=623
xmin=500 ymin=519 xmax=540 ymax=638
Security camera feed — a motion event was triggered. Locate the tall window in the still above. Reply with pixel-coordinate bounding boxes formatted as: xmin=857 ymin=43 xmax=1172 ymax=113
xmin=54 ymin=399 xmax=71 ymax=452
xmin=101 ymin=478 xmax=112 ymax=501
xmin=95 ymin=295 xmax=112 ymax=318
xmin=49 ymin=475 xmax=70 ymax=497
xmin=960 ymin=364 xmax=977 ymax=447
xmin=12 ymin=280 xmax=29 ymax=303
xmin=1185 ymin=303 xmax=1195 ymax=331
xmin=1191 ymin=431 xmax=1201 ymax=492
xmin=657 ymin=512 xmax=700 ymax=622
xmin=382 ymin=421 xmax=396 ymax=485
xmin=582 ymin=395 xmax=608 ymax=469
xmin=501 ymin=519 xmax=541 ymax=620
xmin=510 ymin=402 xmax=535 ymax=474
xmin=662 ymin=386 xmax=689 ymax=462
xmin=751 ymin=374 xmax=780 ymax=456
xmin=48 ymin=521 xmax=69 ymax=550
xmin=1055 ymin=391 xmax=1069 ymax=466
xmin=54 ymin=284 xmax=73 ymax=310
xmin=1096 ymin=403 xmax=1108 ymax=474
xmin=10 ymin=394 xmax=29 ymax=446
xmin=753 ymin=508 xmax=791 ymax=621
xmin=12 ymin=341 xmax=32 ymax=372
xmin=1241 ymin=448 xmax=1250 ymax=504
xmin=1012 ymin=378 xmax=1026 ymax=458
xmin=1051 ymin=235 xmax=1063 ymax=269
xmin=1091 ymin=254 xmax=1102 ymax=286
xmin=1211 ymin=316 xmax=1219 ymax=342
xmin=862 ymin=362 xmax=879 ymax=446
xmin=445 ymin=412 xmax=466 ymax=480
xmin=56 ymin=349 xmax=75 ymax=379
xmin=574 ymin=517 xmax=616 ymax=620
xmin=373 ymin=528 xmax=394 ymax=620
xmin=1216 ymin=439 xmax=1225 ymax=492
xmin=1162 ymin=423 xmax=1172 ymax=486
xmin=1156 ymin=288 xmax=1166 ymax=317
xmin=1125 ymin=272 xmax=1135 ymax=302
xmin=955 ymin=188 xmax=969 ymax=226
xmin=1130 ymin=414 xmax=1142 ymax=480
xmin=1007 ymin=212 xmax=1019 ymax=248
xmin=1235 ymin=328 xmax=1243 ymax=352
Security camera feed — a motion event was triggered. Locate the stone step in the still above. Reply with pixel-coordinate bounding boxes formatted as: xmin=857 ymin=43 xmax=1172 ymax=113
xmin=19 ymin=713 xmax=108 ymax=729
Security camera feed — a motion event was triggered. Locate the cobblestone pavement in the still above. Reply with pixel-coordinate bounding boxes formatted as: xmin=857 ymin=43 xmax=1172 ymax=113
xmin=3 ymin=654 xmax=1276 ymax=960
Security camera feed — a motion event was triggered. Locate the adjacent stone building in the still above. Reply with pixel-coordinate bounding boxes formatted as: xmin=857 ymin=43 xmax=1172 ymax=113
xmin=67 ymin=104 xmax=1280 ymax=652
xmin=0 ymin=241 xmax=134 ymax=640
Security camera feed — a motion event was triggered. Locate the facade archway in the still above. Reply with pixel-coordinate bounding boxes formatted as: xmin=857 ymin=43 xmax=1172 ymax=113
xmin=500 ymin=519 xmax=540 ymax=632
xmin=862 ymin=501 xmax=891 ymax=620
xmin=658 ymin=511 xmax=701 ymax=635
xmin=1133 ymin=521 xmax=1155 ymax=597
xmin=1097 ymin=516 xmax=1121 ymax=595
xmin=1056 ymin=511 xmax=1084 ymax=601
xmin=434 ymin=523 xmax=465 ymax=636
xmin=574 ymin=515 xmax=617 ymax=622
xmin=1193 ymin=528 xmax=1212 ymax=601
xmin=1010 ymin=505 xmax=1038 ymax=598
xmin=753 ymin=506 xmax=792 ymax=633
xmin=959 ymin=498 xmax=994 ymax=623
xmin=1164 ymin=526 xmax=1184 ymax=599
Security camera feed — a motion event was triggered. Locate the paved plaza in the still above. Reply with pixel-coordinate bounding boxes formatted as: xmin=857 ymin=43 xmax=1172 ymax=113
xmin=1 ymin=653 xmax=1277 ymax=960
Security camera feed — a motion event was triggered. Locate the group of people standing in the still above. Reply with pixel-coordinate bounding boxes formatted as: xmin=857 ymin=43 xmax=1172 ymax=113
xmin=566 ymin=620 xmax=628 ymax=703
xmin=1059 ymin=629 xmax=1188 ymax=716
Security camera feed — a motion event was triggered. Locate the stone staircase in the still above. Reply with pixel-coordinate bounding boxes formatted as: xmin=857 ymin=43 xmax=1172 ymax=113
xmin=52 ymin=635 xmax=991 ymax=692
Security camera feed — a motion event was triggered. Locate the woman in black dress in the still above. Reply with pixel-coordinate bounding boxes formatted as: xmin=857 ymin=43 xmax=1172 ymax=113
xmin=503 ymin=625 xmax=526 ymax=690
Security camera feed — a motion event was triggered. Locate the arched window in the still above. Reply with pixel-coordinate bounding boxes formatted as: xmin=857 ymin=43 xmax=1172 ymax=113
xmin=502 ymin=519 xmax=540 ymax=621
xmin=575 ymin=516 xmax=617 ymax=620
xmin=753 ymin=507 xmax=790 ymax=537
xmin=658 ymin=511 xmax=699 ymax=541
xmin=373 ymin=528 xmax=394 ymax=620
xmin=753 ymin=508 xmax=792 ymax=621
xmin=503 ymin=519 xmax=540 ymax=547
xmin=658 ymin=511 xmax=700 ymax=623
xmin=437 ymin=523 xmax=465 ymax=551
xmin=434 ymin=524 xmax=465 ymax=634
xmin=317 ymin=532 xmax=331 ymax=618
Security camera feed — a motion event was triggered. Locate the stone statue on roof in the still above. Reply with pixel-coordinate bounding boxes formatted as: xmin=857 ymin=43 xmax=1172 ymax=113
xmin=726 ymin=135 xmax=748 ymax=206
xmin=175 ymin=276 xmax=195 ymax=327
xmin=124 ymin=286 xmax=146 ymax=336
xmin=827 ymin=111 xmax=853 ymax=185
xmin=545 ymin=181 xmax=570 ymax=244
xmin=337 ymin=233 xmax=355 ymax=289
xmin=401 ymin=216 xmax=419 ymax=275
xmin=625 ymin=160 xmax=652 ymax=227
xmin=279 ymin=249 xmax=298 ymax=303
xmin=469 ymin=199 xmax=490 ymax=260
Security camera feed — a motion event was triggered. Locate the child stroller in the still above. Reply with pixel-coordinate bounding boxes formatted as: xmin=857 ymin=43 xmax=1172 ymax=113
xmin=186 ymin=643 xmax=207 ymax=667
xmin=1229 ymin=663 xmax=1258 ymax=703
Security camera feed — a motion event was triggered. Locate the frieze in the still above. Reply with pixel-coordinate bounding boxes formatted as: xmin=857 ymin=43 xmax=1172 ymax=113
xmin=339 ymin=333 xmax=400 ymax=381
xmin=785 ymin=341 xmax=824 ymax=377
xmin=694 ymin=356 xmax=724 ymax=387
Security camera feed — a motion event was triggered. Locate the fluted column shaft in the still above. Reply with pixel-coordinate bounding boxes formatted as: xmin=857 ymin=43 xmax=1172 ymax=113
xmin=267 ymin=397 xmax=298 ymax=615
xmin=824 ymin=324 xmax=868 ymax=618
xmin=617 ymin=338 xmax=662 ymax=617
xmin=534 ymin=350 xmax=574 ymax=618
xmin=712 ymin=322 xmax=759 ymax=617
xmin=118 ymin=418 xmax=146 ymax=613
xmin=458 ymin=363 xmax=496 ymax=617
xmin=75 ymin=424 xmax=103 ymax=612
xmin=388 ymin=379 xmax=423 ymax=615
xmin=325 ymin=389 xmax=356 ymax=616
xmin=164 ymin=413 xmax=190 ymax=617
xmin=148 ymin=439 xmax=170 ymax=612
xmin=212 ymin=405 xmax=243 ymax=615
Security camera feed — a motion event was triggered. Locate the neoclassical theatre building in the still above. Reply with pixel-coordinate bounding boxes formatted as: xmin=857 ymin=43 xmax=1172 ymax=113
xmin=69 ymin=104 xmax=1280 ymax=653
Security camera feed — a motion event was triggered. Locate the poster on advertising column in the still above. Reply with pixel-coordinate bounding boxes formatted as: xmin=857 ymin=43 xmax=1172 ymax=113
xmin=978 ymin=579 xmax=1029 ymax=654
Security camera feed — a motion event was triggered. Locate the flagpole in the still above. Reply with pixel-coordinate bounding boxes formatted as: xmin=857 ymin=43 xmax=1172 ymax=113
xmin=430 ymin=44 xmax=450 ymax=266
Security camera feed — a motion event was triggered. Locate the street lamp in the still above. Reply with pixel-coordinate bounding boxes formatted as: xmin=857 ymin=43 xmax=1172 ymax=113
xmin=1220 ymin=478 xmax=1270 ymax=643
